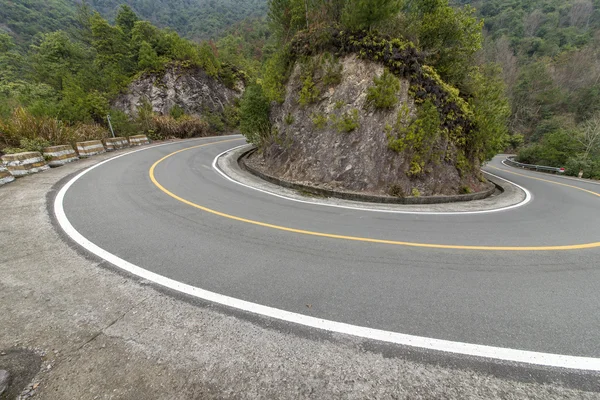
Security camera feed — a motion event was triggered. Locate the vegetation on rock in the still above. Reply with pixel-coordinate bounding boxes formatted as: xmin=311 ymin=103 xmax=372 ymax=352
xmin=0 ymin=6 xmax=243 ymax=153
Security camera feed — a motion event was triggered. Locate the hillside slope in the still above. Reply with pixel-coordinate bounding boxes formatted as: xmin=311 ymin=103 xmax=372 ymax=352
xmin=0 ymin=0 xmax=267 ymax=45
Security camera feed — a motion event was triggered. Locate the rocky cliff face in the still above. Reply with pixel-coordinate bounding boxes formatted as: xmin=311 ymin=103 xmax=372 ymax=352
xmin=248 ymin=55 xmax=487 ymax=197
xmin=113 ymin=65 xmax=242 ymax=117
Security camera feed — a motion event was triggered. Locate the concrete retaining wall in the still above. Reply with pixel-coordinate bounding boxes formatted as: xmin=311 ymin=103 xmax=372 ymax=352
xmin=103 ymin=137 xmax=129 ymax=151
xmin=129 ymin=135 xmax=150 ymax=146
xmin=1 ymin=152 xmax=50 ymax=177
xmin=76 ymin=140 xmax=106 ymax=157
xmin=43 ymin=145 xmax=79 ymax=167
xmin=0 ymin=164 xmax=15 ymax=185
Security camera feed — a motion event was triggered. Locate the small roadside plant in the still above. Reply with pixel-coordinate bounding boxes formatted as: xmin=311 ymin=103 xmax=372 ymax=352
xmin=284 ymin=113 xmax=295 ymax=125
xmin=331 ymin=109 xmax=360 ymax=133
xmin=411 ymin=188 xmax=421 ymax=197
xmin=388 ymin=100 xmax=441 ymax=176
xmin=389 ymin=184 xmax=404 ymax=197
xmin=311 ymin=112 xmax=328 ymax=129
xmin=321 ymin=53 xmax=343 ymax=87
xmin=299 ymin=75 xmax=320 ymax=106
xmin=169 ymin=104 xmax=185 ymax=120
xmin=366 ymin=69 xmax=401 ymax=110
xmin=460 ymin=185 xmax=472 ymax=194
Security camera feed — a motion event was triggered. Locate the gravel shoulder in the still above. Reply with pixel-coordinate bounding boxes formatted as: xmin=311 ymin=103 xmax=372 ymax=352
xmin=1 ymin=138 xmax=598 ymax=399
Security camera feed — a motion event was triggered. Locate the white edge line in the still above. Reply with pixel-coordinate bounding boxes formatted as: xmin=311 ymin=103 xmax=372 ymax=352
xmin=501 ymin=159 xmax=600 ymax=186
xmin=212 ymin=145 xmax=533 ymax=216
xmin=53 ymin=138 xmax=600 ymax=372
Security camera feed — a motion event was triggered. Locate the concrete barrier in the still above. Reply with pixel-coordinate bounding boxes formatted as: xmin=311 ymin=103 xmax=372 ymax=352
xmin=76 ymin=140 xmax=106 ymax=157
xmin=0 ymin=164 xmax=15 ymax=186
xmin=43 ymin=145 xmax=79 ymax=167
xmin=128 ymin=135 xmax=150 ymax=146
xmin=103 ymin=137 xmax=129 ymax=151
xmin=1 ymin=152 xmax=50 ymax=177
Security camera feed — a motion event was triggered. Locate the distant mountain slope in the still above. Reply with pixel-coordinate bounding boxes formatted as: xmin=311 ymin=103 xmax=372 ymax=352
xmin=86 ymin=0 xmax=267 ymax=41
xmin=0 ymin=0 xmax=267 ymax=45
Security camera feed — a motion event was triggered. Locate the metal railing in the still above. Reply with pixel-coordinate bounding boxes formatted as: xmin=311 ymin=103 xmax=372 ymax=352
xmin=504 ymin=157 xmax=565 ymax=174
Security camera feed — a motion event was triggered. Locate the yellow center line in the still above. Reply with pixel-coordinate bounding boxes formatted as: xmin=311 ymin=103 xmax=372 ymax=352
xmin=149 ymin=141 xmax=600 ymax=251
xmin=488 ymin=165 xmax=600 ymax=198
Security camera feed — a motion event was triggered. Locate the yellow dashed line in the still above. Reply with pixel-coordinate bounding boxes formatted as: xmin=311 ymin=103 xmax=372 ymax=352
xmin=149 ymin=141 xmax=600 ymax=251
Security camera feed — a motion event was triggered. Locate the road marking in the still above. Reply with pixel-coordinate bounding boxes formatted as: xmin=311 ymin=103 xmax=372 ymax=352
xmin=497 ymin=162 xmax=600 ymax=197
xmin=55 ymin=138 xmax=600 ymax=371
xmin=151 ymin=143 xmax=600 ymax=251
xmin=212 ymin=144 xmax=533 ymax=215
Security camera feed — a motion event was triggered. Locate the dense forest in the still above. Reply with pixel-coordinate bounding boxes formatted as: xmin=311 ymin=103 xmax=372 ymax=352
xmin=0 ymin=0 xmax=267 ymax=46
xmin=468 ymin=0 xmax=600 ymax=177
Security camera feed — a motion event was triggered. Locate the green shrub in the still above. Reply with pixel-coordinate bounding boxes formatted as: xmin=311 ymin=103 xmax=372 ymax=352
xmin=389 ymin=184 xmax=404 ymax=197
xmin=366 ymin=69 xmax=401 ymax=110
xmin=411 ymin=188 xmax=421 ymax=197
xmin=334 ymin=100 xmax=345 ymax=110
xmin=299 ymin=75 xmax=320 ymax=106
xmin=223 ymin=104 xmax=240 ymax=129
xmin=460 ymin=186 xmax=472 ymax=194
xmin=284 ymin=113 xmax=295 ymax=125
xmin=239 ymin=84 xmax=271 ymax=146
xmin=332 ymin=109 xmax=360 ymax=133
xmin=109 ymin=110 xmax=139 ymax=137
xmin=169 ymin=105 xmax=185 ymax=120
xmin=321 ymin=53 xmax=343 ymax=87
xmin=311 ymin=112 xmax=328 ymax=129
xmin=388 ymin=100 xmax=441 ymax=175
xmin=203 ymin=110 xmax=226 ymax=133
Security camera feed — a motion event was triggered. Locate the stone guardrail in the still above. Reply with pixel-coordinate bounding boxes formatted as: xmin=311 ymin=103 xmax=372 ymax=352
xmin=0 ymin=164 xmax=15 ymax=186
xmin=129 ymin=135 xmax=150 ymax=146
xmin=43 ymin=145 xmax=79 ymax=167
xmin=103 ymin=137 xmax=130 ymax=151
xmin=1 ymin=151 xmax=50 ymax=177
xmin=76 ymin=140 xmax=106 ymax=158
xmin=1 ymin=134 xmax=152 ymax=188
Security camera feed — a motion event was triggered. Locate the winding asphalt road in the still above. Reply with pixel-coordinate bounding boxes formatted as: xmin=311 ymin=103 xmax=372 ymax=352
xmin=59 ymin=135 xmax=600 ymax=367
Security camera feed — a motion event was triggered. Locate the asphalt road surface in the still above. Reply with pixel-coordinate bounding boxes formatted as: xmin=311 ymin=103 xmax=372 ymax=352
xmin=60 ymin=136 xmax=600 ymax=364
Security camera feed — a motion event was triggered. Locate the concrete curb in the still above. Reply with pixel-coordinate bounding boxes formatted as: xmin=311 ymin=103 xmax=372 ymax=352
xmin=43 ymin=145 xmax=79 ymax=167
xmin=239 ymin=148 xmax=498 ymax=205
xmin=1 ymin=151 xmax=50 ymax=177
xmin=103 ymin=137 xmax=130 ymax=151
xmin=76 ymin=140 xmax=106 ymax=157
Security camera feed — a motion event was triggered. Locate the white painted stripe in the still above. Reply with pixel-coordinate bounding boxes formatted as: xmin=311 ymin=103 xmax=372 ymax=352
xmin=4 ymin=156 xmax=45 ymax=166
xmin=0 ymin=175 xmax=15 ymax=185
xmin=502 ymin=159 xmax=600 ymax=186
xmin=212 ymin=145 xmax=533 ymax=216
xmin=45 ymin=150 xmax=74 ymax=157
xmin=54 ymin=137 xmax=600 ymax=371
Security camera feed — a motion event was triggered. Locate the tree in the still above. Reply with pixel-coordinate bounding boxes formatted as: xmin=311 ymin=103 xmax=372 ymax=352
xmin=468 ymin=63 xmax=511 ymax=161
xmin=406 ymin=0 xmax=483 ymax=87
xmin=138 ymin=41 xmax=162 ymax=71
xmin=116 ymin=5 xmax=139 ymax=37
xmin=342 ymin=0 xmax=403 ymax=31
xmin=577 ymin=113 xmax=600 ymax=159
xmin=239 ymin=84 xmax=271 ymax=146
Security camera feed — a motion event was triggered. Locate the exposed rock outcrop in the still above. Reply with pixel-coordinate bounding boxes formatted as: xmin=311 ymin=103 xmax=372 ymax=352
xmin=248 ymin=55 xmax=488 ymax=197
xmin=113 ymin=65 xmax=242 ymax=117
